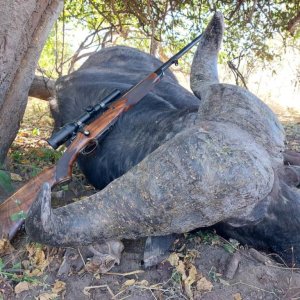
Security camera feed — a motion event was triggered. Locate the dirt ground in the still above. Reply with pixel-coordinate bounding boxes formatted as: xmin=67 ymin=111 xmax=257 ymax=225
xmin=5 ymin=233 xmax=300 ymax=300
xmin=0 ymin=99 xmax=300 ymax=300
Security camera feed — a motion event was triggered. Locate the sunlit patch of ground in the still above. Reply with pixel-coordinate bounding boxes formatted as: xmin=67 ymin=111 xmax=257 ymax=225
xmin=7 ymin=98 xmax=56 ymax=180
xmin=267 ymin=103 xmax=300 ymax=152
xmin=7 ymin=97 xmax=87 ymax=185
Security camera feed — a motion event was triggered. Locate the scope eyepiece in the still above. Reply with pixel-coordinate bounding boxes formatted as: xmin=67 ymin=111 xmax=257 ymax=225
xmin=47 ymin=123 xmax=78 ymax=149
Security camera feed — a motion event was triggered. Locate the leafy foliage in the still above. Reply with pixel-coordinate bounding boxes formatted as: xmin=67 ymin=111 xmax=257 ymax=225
xmin=39 ymin=22 xmax=74 ymax=78
xmin=0 ymin=257 xmax=39 ymax=283
xmin=38 ymin=0 xmax=300 ymax=79
xmin=0 ymin=170 xmax=14 ymax=194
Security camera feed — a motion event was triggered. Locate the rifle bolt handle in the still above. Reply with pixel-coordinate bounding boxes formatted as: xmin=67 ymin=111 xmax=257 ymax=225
xmin=79 ymin=128 xmax=90 ymax=136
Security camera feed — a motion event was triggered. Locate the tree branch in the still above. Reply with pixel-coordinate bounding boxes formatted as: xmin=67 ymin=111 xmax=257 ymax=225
xmin=28 ymin=75 xmax=55 ymax=100
xmin=227 ymin=60 xmax=248 ymax=89
xmin=287 ymin=10 xmax=300 ymax=35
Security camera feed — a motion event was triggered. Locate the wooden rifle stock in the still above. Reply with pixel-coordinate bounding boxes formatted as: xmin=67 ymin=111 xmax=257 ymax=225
xmin=0 ymin=167 xmax=57 ymax=240
xmin=0 ymin=33 xmax=202 ymax=240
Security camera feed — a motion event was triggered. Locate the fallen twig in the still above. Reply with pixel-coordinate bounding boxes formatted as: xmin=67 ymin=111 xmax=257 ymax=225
xmin=105 ymin=270 xmax=144 ymax=276
xmin=83 ymin=284 xmax=115 ymax=297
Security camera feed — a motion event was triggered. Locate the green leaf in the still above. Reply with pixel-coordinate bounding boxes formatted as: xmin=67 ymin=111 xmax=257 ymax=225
xmin=32 ymin=127 xmax=40 ymax=136
xmin=171 ymin=270 xmax=182 ymax=283
xmin=0 ymin=258 xmax=4 ymax=271
xmin=30 ymin=167 xmax=42 ymax=178
xmin=223 ymin=243 xmax=236 ymax=254
xmin=61 ymin=185 xmax=69 ymax=191
xmin=0 ymin=170 xmax=14 ymax=193
xmin=10 ymin=211 xmax=27 ymax=222
xmin=12 ymin=262 xmax=22 ymax=270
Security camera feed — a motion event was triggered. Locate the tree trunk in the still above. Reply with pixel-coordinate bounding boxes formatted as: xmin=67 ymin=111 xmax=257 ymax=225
xmin=0 ymin=0 xmax=63 ymax=164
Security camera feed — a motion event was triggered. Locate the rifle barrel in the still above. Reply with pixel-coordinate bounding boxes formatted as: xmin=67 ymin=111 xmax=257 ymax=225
xmin=154 ymin=34 xmax=202 ymax=75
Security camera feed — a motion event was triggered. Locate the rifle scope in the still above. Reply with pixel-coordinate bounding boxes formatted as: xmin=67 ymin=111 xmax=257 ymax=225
xmin=47 ymin=89 xmax=121 ymax=149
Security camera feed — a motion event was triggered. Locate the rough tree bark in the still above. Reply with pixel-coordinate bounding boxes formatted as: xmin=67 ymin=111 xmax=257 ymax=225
xmin=0 ymin=0 xmax=63 ymax=164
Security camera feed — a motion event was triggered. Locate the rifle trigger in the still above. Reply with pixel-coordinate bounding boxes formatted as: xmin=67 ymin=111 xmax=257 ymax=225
xmin=174 ymin=60 xmax=178 ymax=66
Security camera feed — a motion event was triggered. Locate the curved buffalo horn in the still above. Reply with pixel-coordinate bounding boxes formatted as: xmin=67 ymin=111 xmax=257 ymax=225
xmin=25 ymin=121 xmax=274 ymax=246
xmin=190 ymin=13 xmax=285 ymax=167
xmin=190 ymin=11 xmax=224 ymax=98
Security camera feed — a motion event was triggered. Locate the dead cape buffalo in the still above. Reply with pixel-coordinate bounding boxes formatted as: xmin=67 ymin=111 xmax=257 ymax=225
xmin=25 ymin=12 xmax=300 ymax=267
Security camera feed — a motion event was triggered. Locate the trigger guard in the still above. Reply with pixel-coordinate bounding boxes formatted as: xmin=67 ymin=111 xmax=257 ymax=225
xmin=81 ymin=139 xmax=98 ymax=156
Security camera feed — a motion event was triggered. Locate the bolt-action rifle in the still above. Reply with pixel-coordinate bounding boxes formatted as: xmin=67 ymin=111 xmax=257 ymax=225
xmin=0 ymin=34 xmax=202 ymax=240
